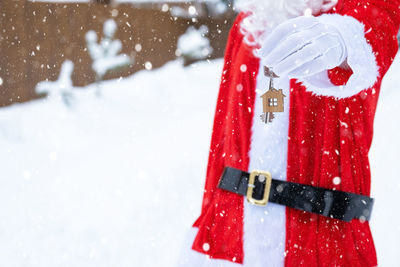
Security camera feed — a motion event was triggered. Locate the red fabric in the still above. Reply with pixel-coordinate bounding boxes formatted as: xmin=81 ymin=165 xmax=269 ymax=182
xmin=191 ymin=1 xmax=400 ymax=266
xmin=328 ymin=66 xmax=353 ymax=86
xmin=286 ymin=1 xmax=400 ymax=266
xmin=191 ymin=13 xmax=259 ymax=263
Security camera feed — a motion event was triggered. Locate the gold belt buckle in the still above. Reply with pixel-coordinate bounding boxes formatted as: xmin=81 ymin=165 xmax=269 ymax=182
xmin=247 ymin=170 xmax=272 ymax=206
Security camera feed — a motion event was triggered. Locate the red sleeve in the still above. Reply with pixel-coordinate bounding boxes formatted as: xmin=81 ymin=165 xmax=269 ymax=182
xmin=191 ymin=12 xmax=259 ymax=263
xmin=328 ymin=0 xmax=400 ymax=85
xmin=193 ymin=13 xmax=247 ymax=227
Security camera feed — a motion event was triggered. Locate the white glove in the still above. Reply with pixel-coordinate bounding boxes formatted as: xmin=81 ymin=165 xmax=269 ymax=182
xmin=260 ymin=16 xmax=347 ymax=78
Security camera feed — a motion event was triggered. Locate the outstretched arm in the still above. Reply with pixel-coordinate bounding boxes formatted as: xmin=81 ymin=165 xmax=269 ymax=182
xmin=260 ymin=0 xmax=400 ymax=98
xmin=193 ymin=13 xmax=247 ymax=226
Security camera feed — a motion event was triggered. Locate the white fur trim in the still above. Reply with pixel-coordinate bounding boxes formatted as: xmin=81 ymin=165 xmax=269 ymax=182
xmin=297 ymin=14 xmax=379 ymax=99
xmin=179 ymin=62 xmax=290 ymax=267
xmin=243 ymin=61 xmax=290 ymax=267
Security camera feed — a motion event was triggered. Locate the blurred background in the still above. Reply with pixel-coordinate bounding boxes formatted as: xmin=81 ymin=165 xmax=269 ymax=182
xmin=0 ymin=0 xmax=399 ymax=266
xmin=1 ymin=0 xmax=235 ymax=105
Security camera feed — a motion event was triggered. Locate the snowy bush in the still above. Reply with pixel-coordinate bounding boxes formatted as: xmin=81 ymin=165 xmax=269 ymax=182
xmin=177 ymin=25 xmax=213 ymax=66
xmin=35 ymin=60 xmax=75 ymax=106
xmin=85 ymin=19 xmax=132 ymax=95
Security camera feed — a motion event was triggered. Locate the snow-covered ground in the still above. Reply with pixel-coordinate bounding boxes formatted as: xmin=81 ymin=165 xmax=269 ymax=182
xmin=0 ymin=55 xmax=399 ymax=266
xmin=0 ymin=59 xmax=220 ymax=267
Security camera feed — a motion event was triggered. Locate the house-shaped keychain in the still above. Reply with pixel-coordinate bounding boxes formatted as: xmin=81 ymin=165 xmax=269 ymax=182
xmin=260 ymin=66 xmax=286 ymax=124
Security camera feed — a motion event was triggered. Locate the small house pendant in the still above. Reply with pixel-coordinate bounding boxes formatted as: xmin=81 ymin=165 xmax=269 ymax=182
xmin=260 ymin=66 xmax=286 ymax=124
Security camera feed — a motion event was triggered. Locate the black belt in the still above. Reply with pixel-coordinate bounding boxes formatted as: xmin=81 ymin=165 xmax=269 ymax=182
xmin=217 ymin=167 xmax=374 ymax=222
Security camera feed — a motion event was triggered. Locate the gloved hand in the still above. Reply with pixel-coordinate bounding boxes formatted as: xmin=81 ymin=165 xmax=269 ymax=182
xmin=260 ymin=16 xmax=347 ymax=78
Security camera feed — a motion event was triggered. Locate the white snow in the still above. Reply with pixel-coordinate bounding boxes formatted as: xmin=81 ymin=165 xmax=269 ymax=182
xmin=35 ymin=60 xmax=75 ymax=106
xmin=0 ymin=53 xmax=399 ymax=266
xmin=370 ymin=52 xmax=400 ymax=267
xmin=0 ymin=59 xmax=221 ymax=267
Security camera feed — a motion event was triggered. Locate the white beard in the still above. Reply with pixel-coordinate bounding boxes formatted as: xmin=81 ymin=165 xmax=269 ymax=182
xmin=235 ymin=0 xmax=338 ymax=49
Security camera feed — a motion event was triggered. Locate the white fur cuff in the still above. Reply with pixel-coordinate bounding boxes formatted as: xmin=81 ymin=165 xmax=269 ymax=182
xmin=298 ymin=13 xmax=379 ymax=99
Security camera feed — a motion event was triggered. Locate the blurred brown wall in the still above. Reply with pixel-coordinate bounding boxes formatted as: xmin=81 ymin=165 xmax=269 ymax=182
xmin=0 ymin=1 xmax=235 ymax=106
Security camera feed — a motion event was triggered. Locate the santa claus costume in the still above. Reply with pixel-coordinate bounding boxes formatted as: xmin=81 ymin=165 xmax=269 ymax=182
xmin=179 ymin=0 xmax=400 ymax=266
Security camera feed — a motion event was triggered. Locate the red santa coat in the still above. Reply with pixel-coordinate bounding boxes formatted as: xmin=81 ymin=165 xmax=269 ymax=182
xmin=190 ymin=0 xmax=400 ymax=266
